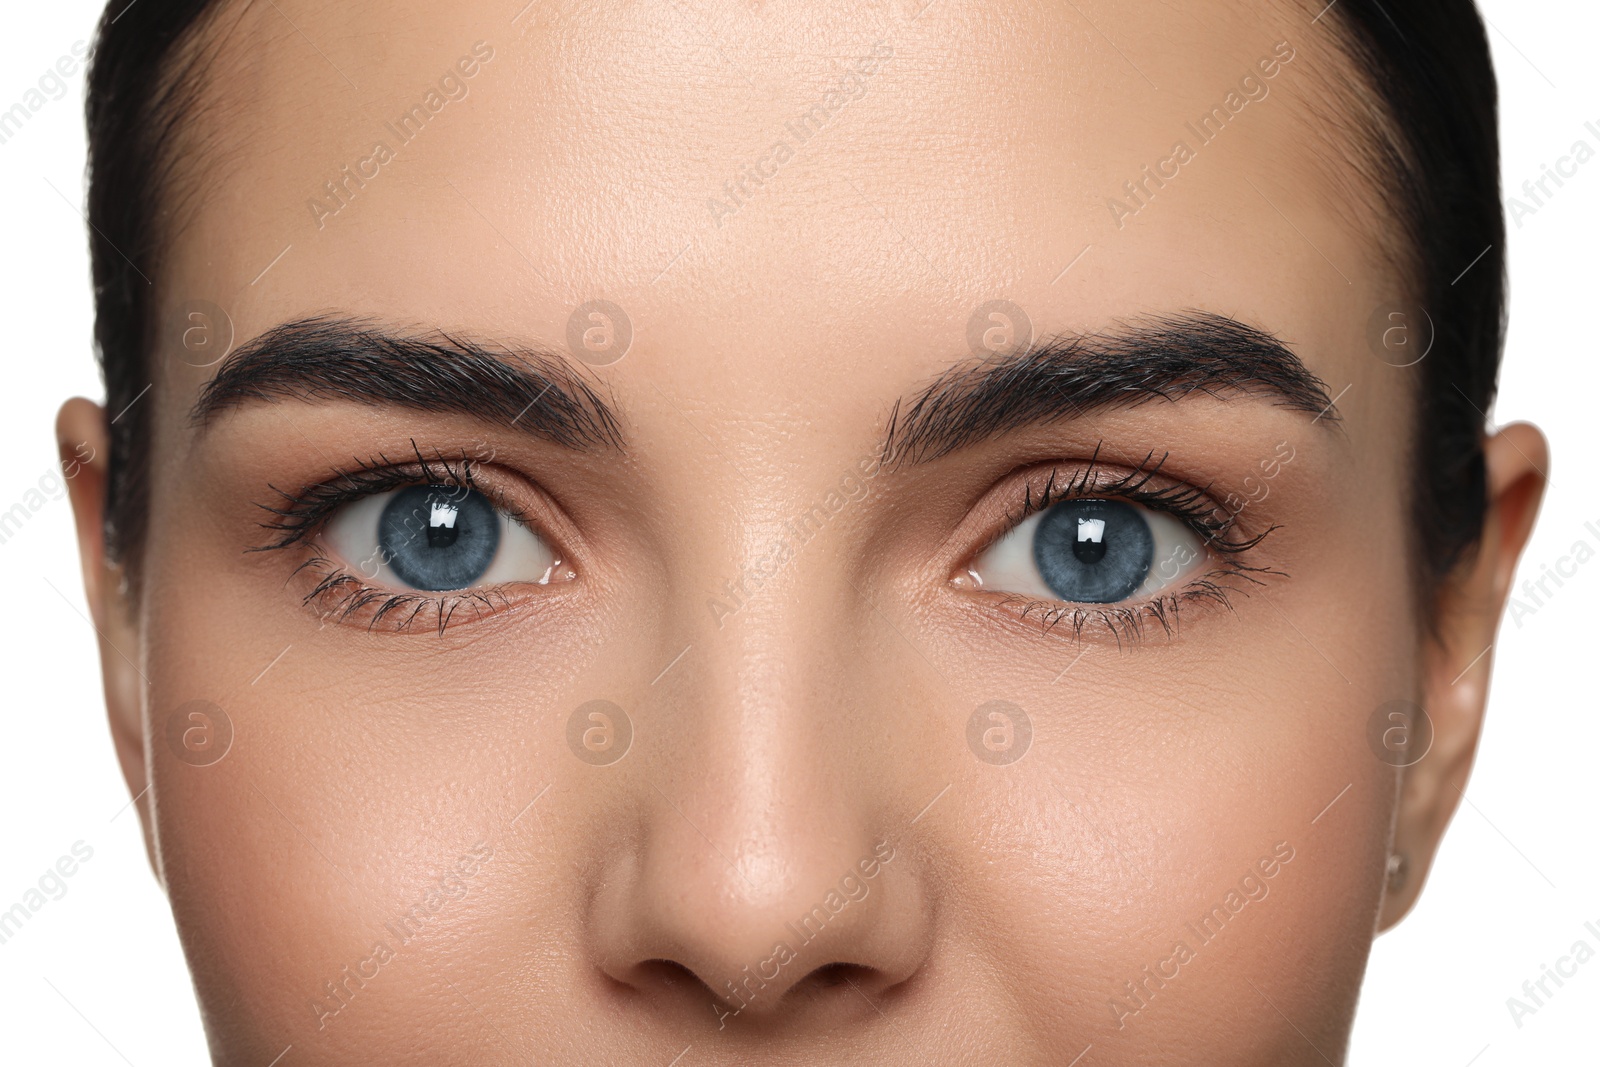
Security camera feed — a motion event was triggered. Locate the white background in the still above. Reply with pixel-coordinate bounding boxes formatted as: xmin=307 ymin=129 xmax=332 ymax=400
xmin=0 ymin=2 xmax=1594 ymax=1063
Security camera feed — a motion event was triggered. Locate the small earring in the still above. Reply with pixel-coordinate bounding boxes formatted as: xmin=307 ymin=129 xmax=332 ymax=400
xmin=1386 ymin=852 xmax=1408 ymax=892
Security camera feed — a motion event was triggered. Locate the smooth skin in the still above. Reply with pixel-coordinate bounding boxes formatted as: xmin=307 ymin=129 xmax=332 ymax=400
xmin=58 ymin=0 xmax=1546 ymax=1062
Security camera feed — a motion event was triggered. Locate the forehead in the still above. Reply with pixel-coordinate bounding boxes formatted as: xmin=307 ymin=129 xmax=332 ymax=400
xmin=158 ymin=0 xmax=1394 ymax=434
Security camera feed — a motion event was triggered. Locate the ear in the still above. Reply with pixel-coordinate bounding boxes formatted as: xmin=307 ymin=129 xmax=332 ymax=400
xmin=1379 ymin=422 xmax=1549 ymax=929
xmin=56 ymin=397 xmax=158 ymax=881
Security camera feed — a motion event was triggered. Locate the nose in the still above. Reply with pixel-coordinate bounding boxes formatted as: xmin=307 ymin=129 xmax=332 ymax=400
xmin=593 ymin=801 xmax=926 ymax=1023
xmin=588 ymin=595 xmax=933 ymax=1026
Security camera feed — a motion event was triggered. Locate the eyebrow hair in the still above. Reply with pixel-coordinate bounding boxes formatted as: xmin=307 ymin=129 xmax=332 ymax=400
xmin=189 ymin=315 xmax=624 ymax=451
xmin=881 ymin=311 xmax=1338 ymax=466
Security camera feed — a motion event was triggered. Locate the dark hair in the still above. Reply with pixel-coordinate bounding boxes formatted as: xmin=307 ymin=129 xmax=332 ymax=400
xmin=1324 ymin=1 xmax=1505 ymax=620
xmin=84 ymin=0 xmax=1503 ymax=613
xmin=85 ymin=0 xmax=223 ymax=600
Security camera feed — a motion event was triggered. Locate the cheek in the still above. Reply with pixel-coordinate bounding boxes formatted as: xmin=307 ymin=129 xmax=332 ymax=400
xmin=140 ymin=555 xmax=609 ymax=1054
xmin=938 ymin=671 xmax=1399 ymax=1055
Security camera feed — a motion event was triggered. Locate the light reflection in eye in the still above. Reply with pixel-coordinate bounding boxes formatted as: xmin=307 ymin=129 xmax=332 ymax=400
xmin=968 ymin=498 xmax=1207 ymax=604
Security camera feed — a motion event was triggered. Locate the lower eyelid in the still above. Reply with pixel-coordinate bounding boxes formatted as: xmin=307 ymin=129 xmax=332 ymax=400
xmin=290 ymin=556 xmax=534 ymax=634
xmin=970 ymin=560 xmax=1267 ymax=645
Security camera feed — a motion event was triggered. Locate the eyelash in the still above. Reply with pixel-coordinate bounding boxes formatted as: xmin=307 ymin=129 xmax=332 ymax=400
xmin=966 ymin=445 xmax=1283 ymax=646
xmin=252 ymin=443 xmax=1279 ymax=640
xmin=251 ymin=443 xmax=542 ymax=634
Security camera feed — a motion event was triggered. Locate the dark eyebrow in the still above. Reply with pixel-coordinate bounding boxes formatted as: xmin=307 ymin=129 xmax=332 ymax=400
xmin=189 ymin=315 xmax=624 ymax=451
xmin=881 ymin=311 xmax=1338 ymax=466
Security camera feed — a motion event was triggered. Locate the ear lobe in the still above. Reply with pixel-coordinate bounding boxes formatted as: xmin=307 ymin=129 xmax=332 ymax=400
xmin=1379 ymin=422 xmax=1549 ymax=929
xmin=56 ymin=397 xmax=157 ymax=877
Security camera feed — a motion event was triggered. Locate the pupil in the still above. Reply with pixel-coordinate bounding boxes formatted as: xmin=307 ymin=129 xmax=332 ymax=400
xmin=426 ymin=501 xmax=461 ymax=548
xmin=1072 ymin=516 xmax=1107 ymax=564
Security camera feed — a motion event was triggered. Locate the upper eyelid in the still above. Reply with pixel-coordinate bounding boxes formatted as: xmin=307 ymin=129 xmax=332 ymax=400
xmin=972 ymin=454 xmax=1246 ymax=561
xmin=252 ymin=453 xmax=547 ymax=555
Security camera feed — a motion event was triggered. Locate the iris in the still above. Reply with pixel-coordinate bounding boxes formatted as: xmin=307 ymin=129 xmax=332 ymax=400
xmin=379 ymin=485 xmax=501 ymax=590
xmin=1032 ymin=499 xmax=1153 ymax=603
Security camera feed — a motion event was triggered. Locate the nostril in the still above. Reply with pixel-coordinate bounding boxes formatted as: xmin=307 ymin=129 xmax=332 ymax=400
xmin=793 ymin=962 xmax=900 ymax=1011
xmin=804 ymin=961 xmax=872 ymax=990
xmin=621 ymin=957 xmax=886 ymax=1013
xmin=632 ymin=958 xmax=707 ymax=996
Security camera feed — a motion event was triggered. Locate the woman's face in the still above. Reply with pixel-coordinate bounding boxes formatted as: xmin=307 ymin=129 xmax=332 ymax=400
xmin=62 ymin=0 xmax=1538 ymax=1062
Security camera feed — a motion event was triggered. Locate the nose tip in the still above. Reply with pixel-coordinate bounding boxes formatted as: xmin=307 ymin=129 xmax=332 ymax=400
xmin=592 ymin=824 xmax=926 ymax=1023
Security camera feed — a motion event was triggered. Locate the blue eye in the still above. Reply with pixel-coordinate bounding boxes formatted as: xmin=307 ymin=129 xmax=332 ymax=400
xmin=325 ymin=483 xmax=561 ymax=592
xmin=968 ymin=497 xmax=1206 ymax=605
xmin=379 ymin=485 xmax=499 ymax=590
xmin=1033 ymin=499 xmax=1152 ymax=603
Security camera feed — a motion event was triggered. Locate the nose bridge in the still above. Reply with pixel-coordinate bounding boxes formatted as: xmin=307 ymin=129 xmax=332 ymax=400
xmin=664 ymin=539 xmax=883 ymax=944
xmin=665 ymin=463 xmax=869 ymax=775
xmin=589 ymin=488 xmax=931 ymax=1010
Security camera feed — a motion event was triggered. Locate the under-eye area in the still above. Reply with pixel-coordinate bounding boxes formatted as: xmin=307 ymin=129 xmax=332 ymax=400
xmin=252 ymin=443 xmax=575 ymax=633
